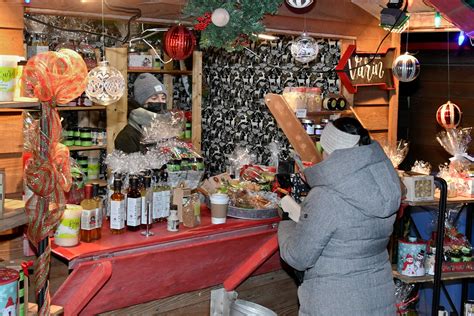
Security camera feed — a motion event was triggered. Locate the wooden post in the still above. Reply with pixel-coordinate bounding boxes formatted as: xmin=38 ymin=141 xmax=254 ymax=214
xmin=388 ymin=33 xmax=401 ymax=147
xmin=192 ymin=51 xmax=202 ymax=153
xmin=163 ymin=53 xmax=174 ymax=110
xmin=105 ymin=47 xmax=128 ymax=153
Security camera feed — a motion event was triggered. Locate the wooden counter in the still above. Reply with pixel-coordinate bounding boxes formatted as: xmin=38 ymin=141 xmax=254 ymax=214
xmin=51 ymin=210 xmax=282 ymax=315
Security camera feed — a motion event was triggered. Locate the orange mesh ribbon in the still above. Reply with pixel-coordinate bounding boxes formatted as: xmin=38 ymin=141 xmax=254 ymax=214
xmin=22 ymin=49 xmax=88 ymax=316
xmin=22 ymin=49 xmax=88 ymax=104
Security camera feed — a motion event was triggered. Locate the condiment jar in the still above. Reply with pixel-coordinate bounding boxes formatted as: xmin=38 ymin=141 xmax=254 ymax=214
xmin=306 ymin=87 xmax=322 ymax=112
xmin=322 ymin=97 xmax=337 ymax=111
xmin=300 ymin=119 xmax=315 ymax=135
xmin=314 ymin=124 xmax=324 ymax=136
xmin=167 ymin=208 xmax=179 ymax=232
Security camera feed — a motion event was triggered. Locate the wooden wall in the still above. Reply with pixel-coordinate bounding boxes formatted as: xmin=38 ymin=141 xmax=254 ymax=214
xmin=0 ymin=2 xmax=24 ymax=56
xmin=398 ymin=32 xmax=474 ymax=170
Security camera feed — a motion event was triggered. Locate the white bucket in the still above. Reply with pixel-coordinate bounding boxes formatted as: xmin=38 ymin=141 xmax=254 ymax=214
xmin=0 ymin=55 xmax=21 ymax=101
xmin=230 ymin=300 xmax=277 ymax=316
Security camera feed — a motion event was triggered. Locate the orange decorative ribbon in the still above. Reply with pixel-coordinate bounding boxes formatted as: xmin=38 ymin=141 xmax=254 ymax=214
xmin=22 ymin=49 xmax=88 ymax=316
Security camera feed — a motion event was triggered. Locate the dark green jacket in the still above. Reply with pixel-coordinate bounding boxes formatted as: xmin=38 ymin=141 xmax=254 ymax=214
xmin=114 ymin=124 xmax=142 ymax=153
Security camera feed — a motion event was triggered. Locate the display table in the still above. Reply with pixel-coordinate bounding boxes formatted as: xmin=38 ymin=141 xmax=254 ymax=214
xmin=51 ymin=209 xmax=281 ymax=316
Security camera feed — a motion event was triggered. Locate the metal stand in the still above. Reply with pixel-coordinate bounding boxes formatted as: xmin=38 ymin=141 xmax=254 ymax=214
xmin=141 ymin=202 xmax=154 ymax=237
xmin=432 ymin=177 xmax=448 ymax=316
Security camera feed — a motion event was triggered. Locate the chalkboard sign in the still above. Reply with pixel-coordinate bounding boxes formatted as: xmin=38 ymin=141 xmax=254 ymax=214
xmin=336 ymin=44 xmax=396 ymax=94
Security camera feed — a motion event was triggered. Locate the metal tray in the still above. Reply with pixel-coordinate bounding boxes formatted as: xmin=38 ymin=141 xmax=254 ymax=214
xmin=227 ymin=205 xmax=279 ymax=220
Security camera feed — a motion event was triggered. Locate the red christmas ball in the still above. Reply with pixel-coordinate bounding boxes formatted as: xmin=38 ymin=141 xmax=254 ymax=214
xmin=436 ymin=101 xmax=462 ymax=129
xmin=163 ymin=25 xmax=196 ymax=60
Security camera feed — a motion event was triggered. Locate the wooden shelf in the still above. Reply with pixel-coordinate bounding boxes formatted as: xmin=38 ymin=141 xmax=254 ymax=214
xmin=56 ymin=105 xmax=106 ymax=111
xmin=306 ymin=110 xmax=352 ymax=116
xmin=403 ymin=194 xmax=474 ymax=207
xmin=0 ymin=101 xmax=39 ymax=109
xmin=68 ymin=145 xmax=107 ymax=151
xmin=0 ymin=199 xmax=26 ymax=231
xmin=393 ymin=267 xmax=474 ymax=284
xmin=128 ymin=68 xmax=193 ymax=75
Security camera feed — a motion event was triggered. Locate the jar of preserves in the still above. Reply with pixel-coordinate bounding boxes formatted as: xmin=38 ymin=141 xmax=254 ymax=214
xmin=322 ymin=97 xmax=337 ymax=111
xmin=301 ymin=119 xmax=315 ymax=135
xmin=306 ymin=87 xmax=322 ymax=112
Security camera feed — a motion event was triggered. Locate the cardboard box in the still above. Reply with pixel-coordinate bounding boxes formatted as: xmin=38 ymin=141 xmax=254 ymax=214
xmin=128 ymin=54 xmax=153 ymax=68
xmin=401 ymin=174 xmax=435 ymax=202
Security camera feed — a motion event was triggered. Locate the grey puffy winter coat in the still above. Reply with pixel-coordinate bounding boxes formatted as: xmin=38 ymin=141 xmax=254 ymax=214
xmin=278 ymin=142 xmax=401 ymax=315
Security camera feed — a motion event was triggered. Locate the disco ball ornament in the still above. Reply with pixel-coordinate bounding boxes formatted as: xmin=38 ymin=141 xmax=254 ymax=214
xmin=211 ymin=8 xmax=230 ymax=27
xmin=163 ymin=25 xmax=196 ymax=60
xmin=85 ymin=61 xmax=125 ymax=106
xmin=392 ymin=53 xmax=420 ymax=82
xmin=436 ymin=101 xmax=462 ymax=129
xmin=286 ymin=0 xmax=314 ymax=8
xmin=290 ymin=34 xmax=319 ymax=63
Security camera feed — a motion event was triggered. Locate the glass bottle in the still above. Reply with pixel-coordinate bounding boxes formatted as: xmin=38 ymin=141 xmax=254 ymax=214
xmin=110 ymin=179 xmax=126 ymax=234
xmin=141 ymin=176 xmax=153 ymax=229
xmin=92 ymin=183 xmax=102 ymax=240
xmin=167 ymin=205 xmax=179 ymax=232
xmin=80 ymin=184 xmax=96 ymax=243
xmin=127 ymin=177 xmax=142 ymax=231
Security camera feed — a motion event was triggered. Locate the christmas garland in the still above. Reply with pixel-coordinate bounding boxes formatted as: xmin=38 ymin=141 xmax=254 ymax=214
xmin=182 ymin=0 xmax=283 ymax=51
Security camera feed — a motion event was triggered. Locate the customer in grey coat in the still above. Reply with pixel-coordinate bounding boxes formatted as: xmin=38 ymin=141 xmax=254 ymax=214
xmin=278 ymin=117 xmax=401 ymax=315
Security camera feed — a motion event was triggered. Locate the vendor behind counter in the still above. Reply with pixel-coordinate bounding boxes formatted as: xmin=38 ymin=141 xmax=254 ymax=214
xmin=115 ymin=73 xmax=167 ymax=153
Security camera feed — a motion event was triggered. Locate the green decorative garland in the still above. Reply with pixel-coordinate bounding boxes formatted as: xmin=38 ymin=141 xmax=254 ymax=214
xmin=183 ymin=0 xmax=283 ymax=51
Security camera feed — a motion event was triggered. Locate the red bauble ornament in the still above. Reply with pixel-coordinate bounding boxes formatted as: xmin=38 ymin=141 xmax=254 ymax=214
xmin=436 ymin=101 xmax=462 ymax=129
xmin=163 ymin=25 xmax=196 ymax=60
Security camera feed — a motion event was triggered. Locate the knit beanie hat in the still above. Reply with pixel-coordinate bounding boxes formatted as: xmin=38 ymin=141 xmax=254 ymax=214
xmin=134 ymin=73 xmax=167 ymax=106
xmin=320 ymin=122 xmax=361 ymax=155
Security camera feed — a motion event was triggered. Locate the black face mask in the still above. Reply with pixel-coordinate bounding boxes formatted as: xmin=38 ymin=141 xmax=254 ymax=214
xmin=146 ymin=102 xmax=167 ymax=114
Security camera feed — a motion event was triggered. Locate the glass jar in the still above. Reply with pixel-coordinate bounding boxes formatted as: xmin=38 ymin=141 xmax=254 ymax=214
xmin=283 ymin=87 xmax=307 ymax=112
xmin=300 ymin=119 xmax=315 ymax=135
xmin=306 ymin=87 xmax=322 ymax=112
xmin=314 ymin=124 xmax=324 ymax=136
xmin=322 ymin=97 xmax=338 ymax=111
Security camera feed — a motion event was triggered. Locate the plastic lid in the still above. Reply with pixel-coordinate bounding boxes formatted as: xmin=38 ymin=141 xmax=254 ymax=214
xmin=307 ymin=87 xmax=322 ymax=93
xmin=0 ymin=268 xmax=19 ymax=285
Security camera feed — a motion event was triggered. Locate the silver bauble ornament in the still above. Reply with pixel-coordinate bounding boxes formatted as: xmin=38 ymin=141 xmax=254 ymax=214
xmin=392 ymin=53 xmax=420 ymax=82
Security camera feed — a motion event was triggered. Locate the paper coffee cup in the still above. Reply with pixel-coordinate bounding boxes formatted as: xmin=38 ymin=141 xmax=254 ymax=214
xmin=210 ymin=193 xmax=229 ymax=224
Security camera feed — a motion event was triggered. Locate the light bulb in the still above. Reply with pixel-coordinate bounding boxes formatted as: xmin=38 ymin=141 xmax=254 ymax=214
xmin=458 ymin=31 xmax=466 ymax=46
xmin=434 ymin=12 xmax=441 ymax=28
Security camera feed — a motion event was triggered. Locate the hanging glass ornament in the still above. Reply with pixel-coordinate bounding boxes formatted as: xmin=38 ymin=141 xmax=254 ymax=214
xmin=392 ymin=53 xmax=420 ymax=82
xmin=85 ymin=61 xmax=125 ymax=106
xmin=211 ymin=8 xmax=230 ymax=27
xmin=290 ymin=34 xmax=319 ymax=63
xmin=436 ymin=101 xmax=462 ymax=129
xmin=286 ymin=0 xmax=314 ymax=9
xmin=163 ymin=25 xmax=196 ymax=60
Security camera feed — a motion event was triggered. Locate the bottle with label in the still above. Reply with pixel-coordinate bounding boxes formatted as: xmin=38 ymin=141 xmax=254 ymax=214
xmin=80 ymin=184 xmax=97 ymax=242
xmin=110 ymin=179 xmax=126 ymax=234
xmin=167 ymin=206 xmax=179 ymax=232
xmin=141 ymin=176 xmax=153 ymax=229
xmin=127 ymin=177 xmax=142 ymax=231
xmin=92 ymin=183 xmax=102 ymax=240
